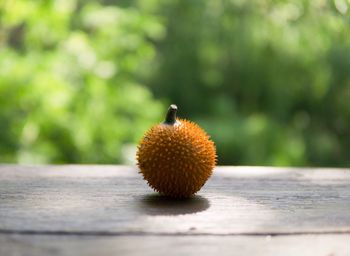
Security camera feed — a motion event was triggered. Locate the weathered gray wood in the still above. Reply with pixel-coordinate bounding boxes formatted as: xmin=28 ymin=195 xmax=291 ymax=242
xmin=1 ymin=234 xmax=350 ymax=256
xmin=1 ymin=165 xmax=350 ymax=235
xmin=1 ymin=165 xmax=350 ymax=255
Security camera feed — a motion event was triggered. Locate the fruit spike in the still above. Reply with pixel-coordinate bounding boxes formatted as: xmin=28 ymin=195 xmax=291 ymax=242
xmin=136 ymin=104 xmax=217 ymax=198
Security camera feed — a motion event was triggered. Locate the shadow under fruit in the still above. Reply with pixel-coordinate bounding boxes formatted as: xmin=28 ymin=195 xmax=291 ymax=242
xmin=137 ymin=194 xmax=210 ymax=216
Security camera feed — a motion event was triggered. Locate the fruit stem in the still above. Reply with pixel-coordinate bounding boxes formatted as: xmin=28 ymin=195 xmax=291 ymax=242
xmin=164 ymin=104 xmax=178 ymax=125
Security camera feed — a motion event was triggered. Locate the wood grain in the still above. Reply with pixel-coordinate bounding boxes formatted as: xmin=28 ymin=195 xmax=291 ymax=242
xmin=1 ymin=165 xmax=350 ymax=235
xmin=1 ymin=234 xmax=350 ymax=256
xmin=0 ymin=165 xmax=350 ymax=255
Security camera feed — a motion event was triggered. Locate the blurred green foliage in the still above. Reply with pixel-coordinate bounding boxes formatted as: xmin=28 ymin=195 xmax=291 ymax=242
xmin=0 ymin=0 xmax=349 ymax=166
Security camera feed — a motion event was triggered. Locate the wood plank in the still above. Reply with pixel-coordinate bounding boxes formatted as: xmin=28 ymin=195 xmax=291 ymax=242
xmin=1 ymin=234 xmax=350 ymax=256
xmin=0 ymin=165 xmax=350 ymax=235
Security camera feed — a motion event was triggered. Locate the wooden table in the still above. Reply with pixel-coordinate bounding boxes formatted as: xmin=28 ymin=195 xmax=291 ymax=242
xmin=1 ymin=165 xmax=350 ymax=256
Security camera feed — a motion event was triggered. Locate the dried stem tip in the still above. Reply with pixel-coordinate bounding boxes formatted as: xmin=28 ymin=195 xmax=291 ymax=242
xmin=164 ymin=104 xmax=178 ymax=125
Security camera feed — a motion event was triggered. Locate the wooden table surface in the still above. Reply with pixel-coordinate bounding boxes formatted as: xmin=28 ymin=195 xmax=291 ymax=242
xmin=0 ymin=165 xmax=350 ymax=256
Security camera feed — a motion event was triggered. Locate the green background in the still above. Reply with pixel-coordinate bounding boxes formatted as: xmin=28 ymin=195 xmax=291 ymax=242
xmin=1 ymin=0 xmax=349 ymax=166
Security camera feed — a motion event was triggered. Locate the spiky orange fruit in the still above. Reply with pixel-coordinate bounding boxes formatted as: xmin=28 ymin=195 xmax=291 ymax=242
xmin=136 ymin=104 xmax=216 ymax=198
